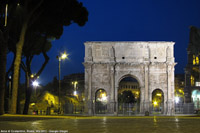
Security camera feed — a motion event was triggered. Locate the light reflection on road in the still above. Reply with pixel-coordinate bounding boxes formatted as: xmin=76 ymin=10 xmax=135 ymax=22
xmin=1 ymin=117 xmax=200 ymax=133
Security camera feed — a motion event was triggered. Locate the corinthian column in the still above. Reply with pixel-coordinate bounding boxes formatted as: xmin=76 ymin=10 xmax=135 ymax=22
xmin=110 ymin=64 xmax=116 ymax=114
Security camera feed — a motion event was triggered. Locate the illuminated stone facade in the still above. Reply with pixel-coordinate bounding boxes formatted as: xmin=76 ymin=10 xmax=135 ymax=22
xmin=83 ymin=41 xmax=176 ymax=115
xmin=185 ymin=26 xmax=200 ymax=104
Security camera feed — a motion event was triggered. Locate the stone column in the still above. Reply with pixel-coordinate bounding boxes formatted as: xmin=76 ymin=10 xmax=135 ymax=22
xmin=171 ymin=65 xmax=175 ymax=115
xmin=144 ymin=64 xmax=149 ymax=113
xmin=114 ymin=69 xmax=119 ymax=115
xmin=115 ymin=84 xmax=119 ymax=115
xmin=86 ymin=64 xmax=93 ymax=115
xmin=140 ymin=86 xmax=145 ymax=114
xmin=167 ymin=64 xmax=173 ymax=115
xmin=163 ymin=91 xmax=168 ymax=115
xmin=110 ymin=64 xmax=116 ymax=114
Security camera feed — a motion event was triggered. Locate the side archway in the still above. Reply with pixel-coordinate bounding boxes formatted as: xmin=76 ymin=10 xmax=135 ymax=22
xmin=95 ymin=89 xmax=107 ymax=114
xmin=151 ymin=89 xmax=164 ymax=114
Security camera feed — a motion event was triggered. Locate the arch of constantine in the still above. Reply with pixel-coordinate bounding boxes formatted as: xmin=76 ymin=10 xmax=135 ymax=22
xmin=83 ymin=41 xmax=176 ymax=115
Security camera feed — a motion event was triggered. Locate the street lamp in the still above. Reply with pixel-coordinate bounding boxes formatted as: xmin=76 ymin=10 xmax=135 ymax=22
xmin=72 ymin=81 xmax=78 ymax=96
xmin=32 ymin=80 xmax=39 ymax=96
xmin=57 ymin=51 xmax=68 ymax=114
xmin=101 ymin=92 xmax=107 ymax=102
xmin=175 ymin=96 xmax=180 ymax=104
xmin=4 ymin=4 xmax=8 ymax=26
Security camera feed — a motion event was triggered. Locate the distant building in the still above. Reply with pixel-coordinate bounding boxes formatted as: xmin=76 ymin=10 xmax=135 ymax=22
xmin=118 ymin=77 xmax=140 ymax=100
xmin=63 ymin=73 xmax=84 ymax=83
xmin=63 ymin=73 xmax=85 ymax=101
xmin=175 ymin=74 xmax=184 ymax=102
xmin=184 ymin=26 xmax=200 ymax=109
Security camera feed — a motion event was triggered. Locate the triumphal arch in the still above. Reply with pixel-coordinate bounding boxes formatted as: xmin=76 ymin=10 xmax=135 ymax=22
xmin=83 ymin=41 xmax=176 ymax=115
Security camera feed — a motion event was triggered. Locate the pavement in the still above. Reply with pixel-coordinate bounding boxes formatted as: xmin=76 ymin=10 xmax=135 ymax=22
xmin=1 ymin=114 xmax=200 ymax=133
xmin=0 ymin=113 xmax=200 ymax=120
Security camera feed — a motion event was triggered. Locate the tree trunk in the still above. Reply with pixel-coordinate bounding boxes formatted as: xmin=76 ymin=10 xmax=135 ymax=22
xmin=23 ymin=86 xmax=32 ymax=115
xmin=23 ymin=72 xmax=31 ymax=114
xmin=23 ymin=52 xmax=49 ymax=114
xmin=5 ymin=55 xmax=15 ymax=113
xmin=16 ymin=68 xmax=21 ymax=114
xmin=10 ymin=22 xmax=28 ymax=114
xmin=0 ymin=40 xmax=7 ymax=115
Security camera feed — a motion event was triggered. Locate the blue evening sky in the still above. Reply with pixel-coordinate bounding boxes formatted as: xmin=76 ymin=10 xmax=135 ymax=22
xmin=7 ymin=0 xmax=200 ymax=85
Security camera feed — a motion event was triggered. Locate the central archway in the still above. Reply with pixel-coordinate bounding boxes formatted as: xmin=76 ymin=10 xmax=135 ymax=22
xmin=118 ymin=76 xmax=140 ymax=115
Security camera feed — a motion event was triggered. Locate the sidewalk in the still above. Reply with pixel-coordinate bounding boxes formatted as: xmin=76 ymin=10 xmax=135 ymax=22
xmin=0 ymin=113 xmax=200 ymax=121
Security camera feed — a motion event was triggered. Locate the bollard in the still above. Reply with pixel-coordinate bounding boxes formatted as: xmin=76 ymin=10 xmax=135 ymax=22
xmin=145 ymin=111 xmax=149 ymax=116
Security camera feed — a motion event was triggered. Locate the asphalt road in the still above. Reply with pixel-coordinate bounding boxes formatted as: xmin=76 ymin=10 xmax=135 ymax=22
xmin=0 ymin=115 xmax=200 ymax=133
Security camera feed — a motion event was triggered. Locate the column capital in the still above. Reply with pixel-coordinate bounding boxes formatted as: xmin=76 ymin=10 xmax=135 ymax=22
xmin=83 ymin=62 xmax=93 ymax=68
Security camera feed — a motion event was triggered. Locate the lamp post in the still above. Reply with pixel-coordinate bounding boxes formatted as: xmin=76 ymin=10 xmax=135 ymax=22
xmin=57 ymin=51 xmax=68 ymax=114
xmin=32 ymin=80 xmax=39 ymax=96
xmin=175 ymin=96 xmax=179 ymax=104
xmin=4 ymin=4 xmax=8 ymax=26
xmin=72 ymin=81 xmax=78 ymax=96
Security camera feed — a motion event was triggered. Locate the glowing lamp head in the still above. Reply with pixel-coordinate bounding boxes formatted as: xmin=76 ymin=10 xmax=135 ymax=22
xmin=72 ymin=81 xmax=78 ymax=85
xmin=153 ymin=101 xmax=158 ymax=106
xmin=30 ymin=74 xmax=34 ymax=78
xmin=61 ymin=52 xmax=68 ymax=60
xmin=156 ymin=93 xmax=162 ymax=96
xmin=32 ymin=81 xmax=39 ymax=87
xmin=74 ymin=91 xmax=77 ymax=96
xmin=101 ymin=93 xmax=107 ymax=101
xmin=175 ymin=97 xmax=179 ymax=103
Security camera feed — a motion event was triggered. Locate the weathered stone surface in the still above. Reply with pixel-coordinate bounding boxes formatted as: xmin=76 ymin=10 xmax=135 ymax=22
xmin=83 ymin=41 xmax=176 ymax=115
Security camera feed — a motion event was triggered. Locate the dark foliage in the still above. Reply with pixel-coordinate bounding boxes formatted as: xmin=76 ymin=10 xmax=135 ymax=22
xmin=0 ymin=0 xmax=88 ymax=114
xmin=118 ymin=91 xmax=135 ymax=103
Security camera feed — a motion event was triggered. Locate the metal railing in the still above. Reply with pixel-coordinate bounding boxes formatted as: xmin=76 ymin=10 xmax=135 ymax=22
xmin=27 ymin=102 xmax=198 ymax=115
xmin=118 ymin=103 xmax=140 ymax=115
xmin=175 ymin=103 xmax=195 ymax=114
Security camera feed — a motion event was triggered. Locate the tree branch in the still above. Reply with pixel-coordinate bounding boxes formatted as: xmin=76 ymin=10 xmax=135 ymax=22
xmin=25 ymin=0 xmax=45 ymax=28
xmin=35 ymin=52 xmax=49 ymax=79
xmin=21 ymin=61 xmax=27 ymax=72
xmin=6 ymin=54 xmax=16 ymax=79
xmin=26 ymin=56 xmax=33 ymax=76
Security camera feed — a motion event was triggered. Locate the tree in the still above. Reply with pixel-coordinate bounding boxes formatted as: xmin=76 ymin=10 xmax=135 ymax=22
xmin=0 ymin=27 xmax=7 ymax=115
xmin=21 ymin=33 xmax=51 ymax=114
xmin=0 ymin=0 xmax=88 ymax=114
xmin=118 ymin=91 xmax=135 ymax=103
xmin=0 ymin=0 xmax=19 ymax=115
xmin=10 ymin=0 xmax=45 ymax=114
xmin=43 ymin=77 xmax=59 ymax=94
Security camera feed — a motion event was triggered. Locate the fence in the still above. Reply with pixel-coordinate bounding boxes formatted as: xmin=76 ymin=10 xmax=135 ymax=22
xmin=118 ymin=103 xmax=140 ymax=115
xmin=28 ymin=102 xmax=198 ymax=115
xmin=93 ymin=102 xmax=196 ymax=115
xmin=175 ymin=103 xmax=195 ymax=114
xmin=149 ymin=103 xmax=164 ymax=114
xmin=64 ymin=103 xmax=85 ymax=114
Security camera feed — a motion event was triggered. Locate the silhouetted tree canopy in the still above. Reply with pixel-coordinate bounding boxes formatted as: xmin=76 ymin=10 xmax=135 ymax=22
xmin=0 ymin=0 xmax=88 ymax=114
